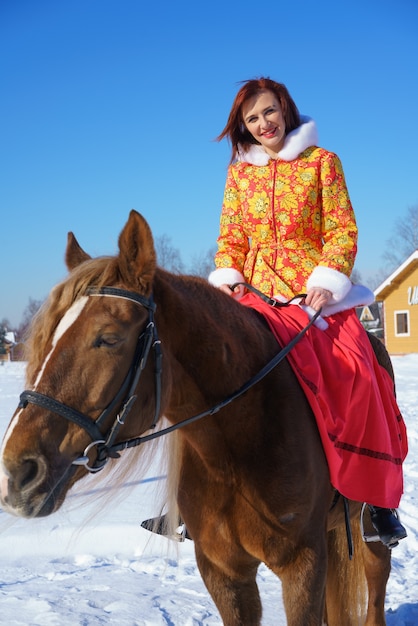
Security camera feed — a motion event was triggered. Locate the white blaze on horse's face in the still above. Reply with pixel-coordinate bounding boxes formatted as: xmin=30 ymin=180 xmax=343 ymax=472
xmin=0 ymin=297 xmax=89 ymax=470
xmin=33 ymin=296 xmax=89 ymax=388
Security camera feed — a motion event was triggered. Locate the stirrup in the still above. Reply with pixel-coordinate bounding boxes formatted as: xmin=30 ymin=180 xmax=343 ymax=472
xmin=361 ymin=503 xmax=382 ymax=543
xmin=360 ymin=503 xmax=404 ymax=549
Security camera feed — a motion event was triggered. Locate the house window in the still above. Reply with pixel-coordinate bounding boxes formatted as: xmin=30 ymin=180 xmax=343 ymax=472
xmin=394 ymin=310 xmax=410 ymax=336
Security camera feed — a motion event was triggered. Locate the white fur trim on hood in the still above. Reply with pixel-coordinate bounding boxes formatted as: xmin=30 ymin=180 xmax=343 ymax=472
xmin=236 ymin=116 xmax=318 ymax=165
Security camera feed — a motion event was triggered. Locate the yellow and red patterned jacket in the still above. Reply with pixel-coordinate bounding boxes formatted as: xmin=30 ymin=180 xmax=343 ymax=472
xmin=209 ymin=118 xmax=360 ymax=308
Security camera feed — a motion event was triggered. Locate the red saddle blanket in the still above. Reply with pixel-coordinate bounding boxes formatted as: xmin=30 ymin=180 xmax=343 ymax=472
xmin=242 ymin=293 xmax=408 ymax=508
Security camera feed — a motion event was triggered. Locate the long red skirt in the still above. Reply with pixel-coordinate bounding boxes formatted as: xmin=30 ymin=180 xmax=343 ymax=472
xmin=242 ymin=293 xmax=408 ymax=508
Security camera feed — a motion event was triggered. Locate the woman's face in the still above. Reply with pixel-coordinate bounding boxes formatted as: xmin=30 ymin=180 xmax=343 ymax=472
xmin=242 ymin=90 xmax=286 ymax=157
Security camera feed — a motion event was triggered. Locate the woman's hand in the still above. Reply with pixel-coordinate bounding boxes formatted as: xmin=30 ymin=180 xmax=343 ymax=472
xmin=219 ymin=283 xmax=245 ymax=299
xmin=304 ymin=287 xmax=332 ymax=311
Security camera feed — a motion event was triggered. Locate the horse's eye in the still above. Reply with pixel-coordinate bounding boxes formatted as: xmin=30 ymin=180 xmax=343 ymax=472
xmin=93 ymin=334 xmax=120 ymax=348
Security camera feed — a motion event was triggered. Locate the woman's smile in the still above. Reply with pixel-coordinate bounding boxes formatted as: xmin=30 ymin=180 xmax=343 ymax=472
xmin=262 ymin=127 xmax=278 ymax=138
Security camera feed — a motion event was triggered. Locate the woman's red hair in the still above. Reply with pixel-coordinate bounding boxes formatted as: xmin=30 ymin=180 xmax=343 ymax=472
xmin=217 ymin=78 xmax=301 ymax=162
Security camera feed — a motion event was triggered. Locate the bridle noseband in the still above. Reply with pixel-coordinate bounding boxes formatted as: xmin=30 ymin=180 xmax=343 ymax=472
xmin=17 ymin=284 xmax=321 ymax=474
xmin=18 ymin=287 xmax=162 ymax=473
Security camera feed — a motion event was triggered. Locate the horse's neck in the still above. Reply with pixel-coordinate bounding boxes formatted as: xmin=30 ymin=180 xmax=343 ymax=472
xmin=154 ymin=271 xmax=275 ymax=419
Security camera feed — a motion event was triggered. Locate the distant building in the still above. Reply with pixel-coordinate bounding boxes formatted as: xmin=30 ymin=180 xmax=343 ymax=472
xmin=356 ymin=301 xmax=384 ymax=340
xmin=0 ymin=331 xmax=16 ymax=362
xmin=374 ymin=250 xmax=418 ymax=354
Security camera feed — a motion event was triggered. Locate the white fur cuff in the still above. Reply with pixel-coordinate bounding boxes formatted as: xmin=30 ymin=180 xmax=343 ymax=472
xmin=321 ymin=284 xmax=375 ymax=317
xmin=307 ymin=266 xmax=352 ymax=303
xmin=208 ymin=267 xmax=245 ymax=289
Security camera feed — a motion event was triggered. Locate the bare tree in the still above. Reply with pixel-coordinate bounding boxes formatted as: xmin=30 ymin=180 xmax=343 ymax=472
xmin=0 ymin=324 xmax=7 ymax=357
xmin=16 ymin=298 xmax=44 ymax=343
xmin=350 ymin=268 xmax=362 ymax=285
xmin=189 ymin=246 xmax=217 ymax=278
xmin=154 ymin=234 xmax=185 ymax=274
xmin=0 ymin=317 xmax=12 ymax=331
xmin=383 ymin=204 xmax=418 ymax=272
xmin=154 ymin=235 xmax=217 ymax=278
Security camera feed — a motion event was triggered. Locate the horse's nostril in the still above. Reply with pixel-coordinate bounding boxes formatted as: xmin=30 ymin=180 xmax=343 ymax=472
xmin=18 ymin=458 xmax=43 ymax=491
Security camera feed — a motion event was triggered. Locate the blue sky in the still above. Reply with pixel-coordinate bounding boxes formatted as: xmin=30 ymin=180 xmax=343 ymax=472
xmin=1 ymin=0 xmax=417 ymax=326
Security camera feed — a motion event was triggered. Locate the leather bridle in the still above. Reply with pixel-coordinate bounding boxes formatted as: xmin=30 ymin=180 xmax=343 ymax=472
xmin=18 ymin=287 xmax=162 ymax=473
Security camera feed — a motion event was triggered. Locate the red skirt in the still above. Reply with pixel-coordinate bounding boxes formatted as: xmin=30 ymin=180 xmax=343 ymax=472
xmin=242 ymin=293 xmax=408 ymax=508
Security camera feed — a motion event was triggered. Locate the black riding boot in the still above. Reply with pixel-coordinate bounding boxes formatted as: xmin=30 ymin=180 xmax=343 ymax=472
xmin=141 ymin=513 xmax=192 ymax=541
xmin=368 ymin=505 xmax=407 ymax=548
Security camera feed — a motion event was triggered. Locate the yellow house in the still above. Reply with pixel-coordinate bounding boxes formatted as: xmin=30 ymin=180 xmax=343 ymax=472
xmin=374 ymin=250 xmax=418 ymax=354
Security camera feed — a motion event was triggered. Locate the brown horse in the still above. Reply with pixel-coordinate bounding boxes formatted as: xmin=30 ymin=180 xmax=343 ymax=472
xmin=0 ymin=210 xmax=391 ymax=625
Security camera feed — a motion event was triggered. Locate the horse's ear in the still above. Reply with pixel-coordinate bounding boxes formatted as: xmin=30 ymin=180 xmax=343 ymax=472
xmin=117 ymin=210 xmax=156 ymax=292
xmin=65 ymin=232 xmax=92 ymax=271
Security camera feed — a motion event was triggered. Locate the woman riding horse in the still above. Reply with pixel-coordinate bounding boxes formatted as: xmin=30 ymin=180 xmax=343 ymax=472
xmin=143 ymin=77 xmax=407 ymax=548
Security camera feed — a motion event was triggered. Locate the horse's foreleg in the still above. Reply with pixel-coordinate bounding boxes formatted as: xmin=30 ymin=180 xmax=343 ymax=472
xmin=275 ymin=541 xmax=327 ymax=626
xmin=194 ymin=546 xmax=262 ymax=626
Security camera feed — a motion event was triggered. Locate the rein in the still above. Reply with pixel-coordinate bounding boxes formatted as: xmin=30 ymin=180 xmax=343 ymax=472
xmin=17 ymin=284 xmax=321 ymax=473
xmin=127 ymin=287 xmax=321 ymax=447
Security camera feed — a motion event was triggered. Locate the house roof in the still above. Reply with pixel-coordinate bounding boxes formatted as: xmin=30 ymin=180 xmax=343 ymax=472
xmin=5 ymin=331 xmax=16 ymax=344
xmin=374 ymin=250 xmax=418 ymax=300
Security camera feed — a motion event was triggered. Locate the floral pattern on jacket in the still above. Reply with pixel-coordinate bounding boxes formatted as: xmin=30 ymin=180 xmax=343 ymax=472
xmin=214 ymin=146 xmax=358 ymax=299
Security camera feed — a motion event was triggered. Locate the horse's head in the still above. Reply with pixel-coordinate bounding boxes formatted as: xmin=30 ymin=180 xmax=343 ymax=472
xmin=0 ymin=211 xmax=168 ymax=518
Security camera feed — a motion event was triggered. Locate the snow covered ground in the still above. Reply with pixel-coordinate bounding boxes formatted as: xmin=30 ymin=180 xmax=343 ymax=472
xmin=0 ymin=358 xmax=417 ymax=625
